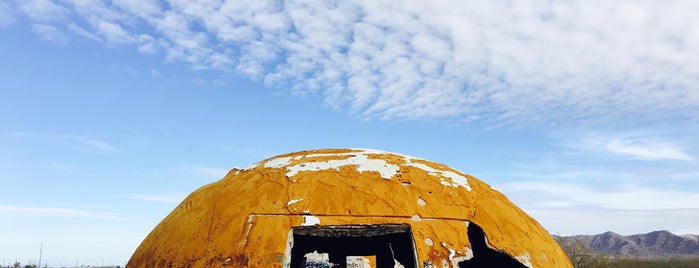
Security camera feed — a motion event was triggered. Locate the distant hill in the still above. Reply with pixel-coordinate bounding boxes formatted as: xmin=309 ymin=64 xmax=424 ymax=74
xmin=554 ymin=231 xmax=699 ymax=259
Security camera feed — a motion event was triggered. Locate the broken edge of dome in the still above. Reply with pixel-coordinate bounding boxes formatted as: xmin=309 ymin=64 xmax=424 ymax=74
xmin=239 ymin=148 xmax=472 ymax=191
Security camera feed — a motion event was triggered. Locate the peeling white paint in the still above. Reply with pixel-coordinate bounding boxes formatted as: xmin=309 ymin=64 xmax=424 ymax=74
xmin=245 ymin=149 xmax=472 ymax=191
xmin=241 ymin=163 xmax=259 ymax=170
xmin=440 ymin=242 xmax=474 ymax=268
xmin=440 ymin=243 xmax=454 ymax=260
xmin=347 ymin=256 xmax=373 ymax=268
xmin=286 ymin=199 xmax=303 ymax=206
xmin=264 ymin=156 xmax=291 ymax=168
xmin=451 ymin=256 xmax=470 ymax=267
xmin=411 ymin=214 xmax=422 ymax=221
xmin=424 ymin=238 xmax=434 ymax=246
xmin=285 ymin=152 xmax=400 ymax=179
xmin=463 ymin=247 xmax=474 ymax=260
xmin=417 ymin=197 xmax=427 ymax=206
xmin=304 ymin=251 xmax=330 ymax=262
xmin=516 ymin=253 xmax=534 ymax=268
xmin=450 ymin=247 xmax=474 ymax=267
xmin=283 ymin=229 xmax=294 ymax=268
xmin=406 ymin=161 xmax=472 ymax=191
xmin=302 ymin=215 xmax=320 ymax=226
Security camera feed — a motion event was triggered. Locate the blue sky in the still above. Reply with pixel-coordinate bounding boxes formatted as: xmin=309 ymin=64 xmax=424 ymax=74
xmin=1 ymin=0 xmax=698 ymax=266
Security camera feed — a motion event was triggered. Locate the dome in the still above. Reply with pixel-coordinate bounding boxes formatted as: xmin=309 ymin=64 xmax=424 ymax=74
xmin=128 ymin=148 xmax=572 ymax=268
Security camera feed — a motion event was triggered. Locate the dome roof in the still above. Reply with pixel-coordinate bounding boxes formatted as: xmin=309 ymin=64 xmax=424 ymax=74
xmin=128 ymin=148 xmax=572 ymax=268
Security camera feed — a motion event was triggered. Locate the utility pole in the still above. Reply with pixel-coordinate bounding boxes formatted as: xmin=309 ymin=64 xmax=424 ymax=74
xmin=38 ymin=243 xmax=43 ymax=268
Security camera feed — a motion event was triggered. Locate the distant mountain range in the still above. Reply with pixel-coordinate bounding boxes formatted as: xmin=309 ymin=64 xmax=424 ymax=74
xmin=554 ymin=231 xmax=699 ymax=259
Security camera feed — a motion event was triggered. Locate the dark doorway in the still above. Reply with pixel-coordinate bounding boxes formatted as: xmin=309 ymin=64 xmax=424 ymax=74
xmin=289 ymin=224 xmax=417 ymax=268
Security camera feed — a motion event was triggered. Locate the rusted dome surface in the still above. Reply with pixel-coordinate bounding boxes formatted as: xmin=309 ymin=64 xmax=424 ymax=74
xmin=128 ymin=148 xmax=572 ymax=268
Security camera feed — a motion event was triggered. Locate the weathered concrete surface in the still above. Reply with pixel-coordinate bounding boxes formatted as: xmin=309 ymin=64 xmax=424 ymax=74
xmin=128 ymin=148 xmax=572 ymax=267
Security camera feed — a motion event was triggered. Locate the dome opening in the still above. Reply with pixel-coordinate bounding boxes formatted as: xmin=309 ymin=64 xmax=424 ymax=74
xmin=290 ymin=224 xmax=417 ymax=268
xmin=455 ymin=222 xmax=528 ymax=268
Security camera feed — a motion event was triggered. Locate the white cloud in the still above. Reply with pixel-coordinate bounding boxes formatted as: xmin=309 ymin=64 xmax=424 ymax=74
xmin=137 ymin=34 xmax=158 ymax=54
xmin=31 ymin=23 xmax=68 ymax=44
xmin=11 ymin=132 xmax=118 ymax=153
xmin=19 ymin=0 xmax=68 ymax=22
xmin=0 ymin=1 xmax=16 ymax=27
xmin=604 ymin=138 xmax=694 ymax=162
xmin=112 ymin=0 xmax=162 ymax=19
xmin=7 ymin=0 xmax=699 ymax=124
xmin=0 ymin=205 xmax=121 ymax=220
xmin=68 ymin=22 xmax=102 ymax=41
xmin=499 ymin=181 xmax=699 ymax=210
xmin=95 ymin=19 xmax=135 ymax=44
xmin=122 ymin=193 xmax=186 ymax=203
xmin=574 ymin=133 xmax=694 ymax=161
xmin=63 ymin=134 xmax=117 ymax=152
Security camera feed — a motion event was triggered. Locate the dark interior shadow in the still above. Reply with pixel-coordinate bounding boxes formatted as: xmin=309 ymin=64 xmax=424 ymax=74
xmin=289 ymin=225 xmax=416 ymax=268
xmin=458 ymin=223 xmax=527 ymax=268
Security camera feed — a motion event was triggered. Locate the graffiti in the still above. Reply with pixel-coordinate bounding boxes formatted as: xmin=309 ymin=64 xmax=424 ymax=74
xmin=265 ymin=254 xmax=284 ymax=264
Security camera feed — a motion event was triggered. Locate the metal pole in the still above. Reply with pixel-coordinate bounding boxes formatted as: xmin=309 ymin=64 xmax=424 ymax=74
xmin=38 ymin=243 xmax=43 ymax=268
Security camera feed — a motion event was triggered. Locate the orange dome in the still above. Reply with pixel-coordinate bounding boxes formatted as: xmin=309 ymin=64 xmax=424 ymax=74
xmin=128 ymin=148 xmax=572 ymax=268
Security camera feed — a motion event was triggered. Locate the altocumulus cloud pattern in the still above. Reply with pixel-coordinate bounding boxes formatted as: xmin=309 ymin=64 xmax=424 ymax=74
xmin=4 ymin=0 xmax=698 ymax=123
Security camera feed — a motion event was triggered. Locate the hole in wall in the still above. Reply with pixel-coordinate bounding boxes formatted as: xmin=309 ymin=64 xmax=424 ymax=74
xmin=457 ymin=223 xmax=527 ymax=268
xmin=289 ymin=224 xmax=417 ymax=268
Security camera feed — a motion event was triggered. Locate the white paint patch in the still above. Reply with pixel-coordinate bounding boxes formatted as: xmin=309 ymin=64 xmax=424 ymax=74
xmin=405 ymin=160 xmax=472 ymax=191
xmin=264 ymin=156 xmax=292 ymax=168
xmin=417 ymin=197 xmax=427 ymax=206
xmin=304 ymin=251 xmax=329 ymax=262
xmin=302 ymin=215 xmax=320 ymax=226
xmin=450 ymin=246 xmax=474 ymax=267
xmin=287 ymin=199 xmax=303 ymax=206
xmin=241 ymin=163 xmax=259 ymax=170
xmin=285 ymin=160 xmax=340 ymax=177
xmin=281 ymin=150 xmax=400 ymax=179
xmin=354 ymin=154 xmax=399 ymax=179
xmin=244 ymin=149 xmax=473 ymax=191
xmin=440 ymin=242 xmax=455 ymax=260
xmin=463 ymin=247 xmax=474 ymax=260
xmin=283 ymin=229 xmax=294 ymax=268
xmin=451 ymin=256 xmax=470 ymax=267
xmin=515 ymin=253 xmax=533 ymax=268
xmin=411 ymin=214 xmax=422 ymax=221
xmin=424 ymin=237 xmax=434 ymax=246
xmin=347 ymin=256 xmax=372 ymax=267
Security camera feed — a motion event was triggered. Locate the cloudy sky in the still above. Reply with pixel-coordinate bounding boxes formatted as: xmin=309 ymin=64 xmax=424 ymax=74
xmin=1 ymin=0 xmax=698 ymax=266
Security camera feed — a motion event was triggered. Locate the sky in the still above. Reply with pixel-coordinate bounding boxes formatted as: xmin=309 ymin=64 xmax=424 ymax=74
xmin=1 ymin=0 xmax=698 ymax=266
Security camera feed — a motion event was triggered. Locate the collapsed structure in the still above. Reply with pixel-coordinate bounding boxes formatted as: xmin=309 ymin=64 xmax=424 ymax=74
xmin=128 ymin=148 xmax=572 ymax=267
